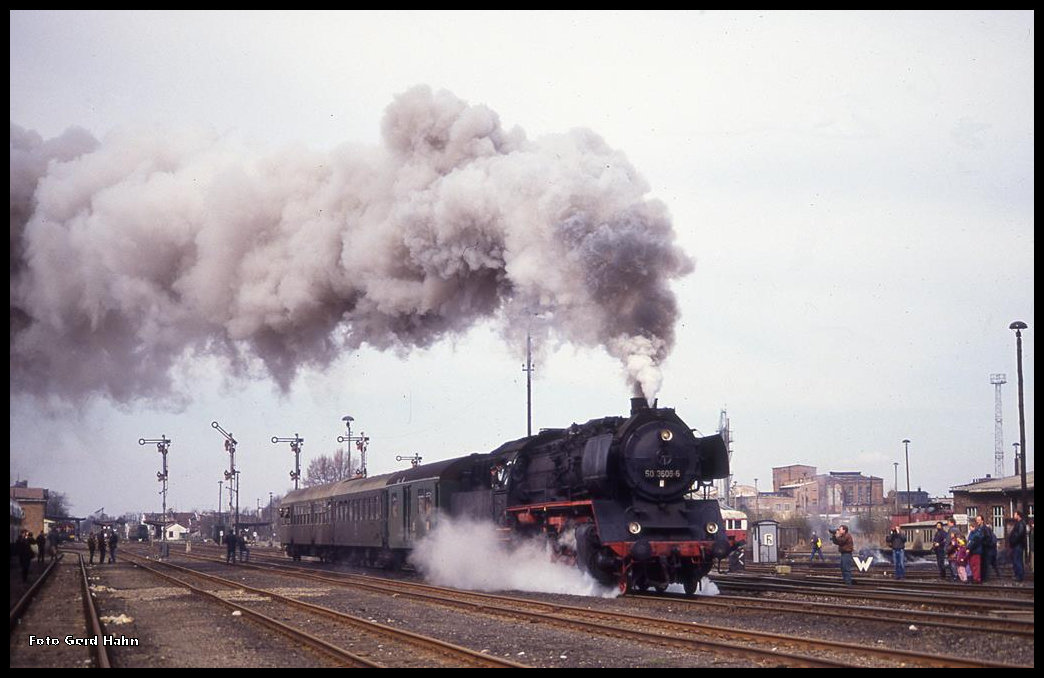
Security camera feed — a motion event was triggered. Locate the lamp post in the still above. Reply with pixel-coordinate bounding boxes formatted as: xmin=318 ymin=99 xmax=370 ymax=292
xmin=754 ymin=477 xmax=759 ymax=522
xmin=892 ymin=462 xmax=899 ymax=515
xmin=902 ymin=439 xmax=911 ymax=520
xmin=523 ymin=331 xmax=535 ymax=437
xmin=1009 ymin=321 xmax=1029 ymax=516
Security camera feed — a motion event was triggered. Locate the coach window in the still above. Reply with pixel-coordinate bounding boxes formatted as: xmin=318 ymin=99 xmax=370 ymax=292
xmin=391 ymin=493 xmax=399 ymax=519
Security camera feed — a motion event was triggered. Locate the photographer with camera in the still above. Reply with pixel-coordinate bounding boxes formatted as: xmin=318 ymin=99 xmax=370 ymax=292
xmin=830 ymin=525 xmax=854 ymax=585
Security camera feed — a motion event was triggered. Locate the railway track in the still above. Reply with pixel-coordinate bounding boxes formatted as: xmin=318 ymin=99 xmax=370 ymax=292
xmin=166 ymin=545 xmax=1031 ymax=669
xmin=713 ymin=572 xmax=1035 ymax=614
xmin=10 ymin=552 xmax=112 ymax=668
xmin=629 ymin=590 xmax=1034 ymax=637
xmin=120 ymin=550 xmax=524 ymax=668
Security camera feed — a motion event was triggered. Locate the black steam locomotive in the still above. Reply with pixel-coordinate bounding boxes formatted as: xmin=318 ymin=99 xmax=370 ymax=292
xmin=278 ymin=397 xmax=733 ymax=594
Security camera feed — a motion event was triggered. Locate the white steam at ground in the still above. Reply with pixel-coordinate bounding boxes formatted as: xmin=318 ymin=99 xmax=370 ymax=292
xmin=10 ymin=85 xmax=693 ymax=407
xmin=410 ymin=516 xmax=621 ymax=598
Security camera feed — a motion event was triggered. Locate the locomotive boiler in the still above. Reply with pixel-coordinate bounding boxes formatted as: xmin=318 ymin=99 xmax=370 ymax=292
xmin=278 ymin=397 xmax=734 ymax=594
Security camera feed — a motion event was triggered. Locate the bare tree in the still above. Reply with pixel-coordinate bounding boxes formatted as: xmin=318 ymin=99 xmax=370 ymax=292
xmin=304 ymin=448 xmax=359 ymax=487
xmin=45 ymin=490 xmax=71 ymax=517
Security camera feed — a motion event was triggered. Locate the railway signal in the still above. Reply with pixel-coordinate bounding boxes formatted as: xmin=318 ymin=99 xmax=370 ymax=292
xmin=139 ymin=435 xmax=171 ymax=556
xmin=212 ymin=421 xmax=240 ymax=533
xmin=272 ymin=434 xmax=305 ymax=489
xmin=337 ymin=415 xmax=370 ymax=478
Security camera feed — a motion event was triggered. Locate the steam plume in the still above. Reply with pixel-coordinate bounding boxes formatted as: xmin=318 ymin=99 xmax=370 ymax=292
xmin=411 ymin=516 xmax=620 ymax=597
xmin=10 ymin=86 xmax=693 ymax=404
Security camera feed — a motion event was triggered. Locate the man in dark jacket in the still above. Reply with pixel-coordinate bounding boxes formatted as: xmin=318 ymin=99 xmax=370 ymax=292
xmin=887 ymin=527 xmax=907 ymax=579
xmin=1008 ymin=510 xmax=1028 ymax=582
xmin=16 ymin=530 xmax=34 ymax=582
xmin=830 ymin=525 xmax=854 ymax=585
xmin=931 ymin=522 xmax=949 ymax=579
xmin=35 ymin=531 xmax=46 ymax=563
xmin=108 ymin=530 xmax=119 ymax=564
xmin=225 ymin=530 xmax=237 ymax=565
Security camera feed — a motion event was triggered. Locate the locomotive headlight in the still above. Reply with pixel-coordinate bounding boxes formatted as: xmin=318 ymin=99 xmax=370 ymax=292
xmin=628 ymin=521 xmax=642 ymax=535
xmin=705 ymin=522 xmax=720 ymax=535
xmin=660 ymin=429 xmax=673 ymax=442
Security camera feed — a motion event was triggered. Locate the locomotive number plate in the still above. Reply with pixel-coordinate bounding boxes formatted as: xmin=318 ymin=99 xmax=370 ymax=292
xmin=644 ymin=469 xmax=682 ymax=479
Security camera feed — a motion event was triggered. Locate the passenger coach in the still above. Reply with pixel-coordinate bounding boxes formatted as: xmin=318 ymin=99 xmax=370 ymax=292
xmin=278 ymin=454 xmax=495 ymax=567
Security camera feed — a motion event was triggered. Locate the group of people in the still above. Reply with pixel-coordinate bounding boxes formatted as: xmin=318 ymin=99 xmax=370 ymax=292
xmin=929 ymin=512 xmax=1029 ymax=583
xmin=224 ymin=530 xmax=250 ymax=565
xmin=14 ymin=528 xmax=57 ymax=583
xmin=822 ymin=511 xmax=1030 ymax=586
xmin=86 ymin=529 xmax=119 ymax=565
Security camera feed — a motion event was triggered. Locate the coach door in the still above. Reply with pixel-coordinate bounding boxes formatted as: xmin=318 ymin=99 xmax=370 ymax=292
xmin=388 ymin=484 xmax=413 ymax=549
xmin=402 ymin=485 xmax=412 ymax=544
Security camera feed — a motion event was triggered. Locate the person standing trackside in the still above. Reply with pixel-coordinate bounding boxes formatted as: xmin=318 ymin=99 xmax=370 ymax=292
xmin=979 ymin=516 xmax=999 ymax=581
xmin=809 ymin=533 xmax=825 ymax=561
xmin=887 ymin=527 xmax=906 ymax=579
xmin=931 ymin=522 xmax=949 ymax=579
xmin=1008 ymin=510 xmax=1028 ymax=582
xmin=965 ymin=518 xmax=984 ymax=583
xmin=87 ymin=532 xmax=97 ymax=564
xmin=972 ymin=515 xmax=996 ymax=582
xmin=97 ymin=529 xmax=107 ymax=565
xmin=108 ymin=529 xmax=119 ymax=564
xmin=47 ymin=528 xmax=59 ymax=560
xmin=16 ymin=530 xmax=34 ymax=583
xmin=225 ymin=529 xmax=237 ymax=565
xmin=830 ymin=525 xmax=854 ymax=585
xmin=35 ymin=530 xmax=46 ymax=564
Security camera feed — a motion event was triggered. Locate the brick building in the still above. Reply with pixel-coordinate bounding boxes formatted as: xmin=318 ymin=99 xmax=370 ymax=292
xmin=951 ymin=471 xmax=1034 ymax=544
xmin=10 ymin=483 xmax=47 ymax=536
xmin=770 ymin=465 xmax=884 ymax=515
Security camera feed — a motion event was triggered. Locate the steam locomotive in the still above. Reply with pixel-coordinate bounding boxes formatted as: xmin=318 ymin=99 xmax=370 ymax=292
xmin=278 ymin=397 xmax=734 ymax=594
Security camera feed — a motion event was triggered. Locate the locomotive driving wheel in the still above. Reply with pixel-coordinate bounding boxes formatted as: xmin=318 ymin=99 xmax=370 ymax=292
xmin=575 ymin=524 xmax=616 ymax=586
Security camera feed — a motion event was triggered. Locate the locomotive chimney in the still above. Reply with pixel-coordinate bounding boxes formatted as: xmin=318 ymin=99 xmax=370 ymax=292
xmin=630 ymin=396 xmax=649 ymax=415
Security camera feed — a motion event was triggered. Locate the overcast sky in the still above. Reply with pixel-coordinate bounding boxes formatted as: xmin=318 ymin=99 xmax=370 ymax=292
xmin=10 ymin=10 xmax=1034 ymax=519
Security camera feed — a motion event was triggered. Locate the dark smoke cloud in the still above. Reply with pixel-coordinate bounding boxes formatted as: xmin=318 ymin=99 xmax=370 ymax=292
xmin=10 ymin=86 xmax=694 ymax=405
